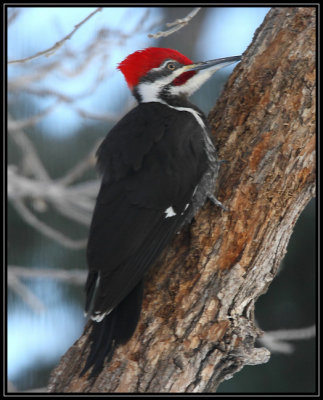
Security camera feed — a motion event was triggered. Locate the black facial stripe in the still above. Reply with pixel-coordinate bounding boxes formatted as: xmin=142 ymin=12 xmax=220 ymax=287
xmin=139 ymin=60 xmax=182 ymax=85
xmin=133 ymin=86 xmax=142 ymax=103
xmin=156 ymin=59 xmax=181 ymax=70
xmin=139 ymin=69 xmax=171 ymax=84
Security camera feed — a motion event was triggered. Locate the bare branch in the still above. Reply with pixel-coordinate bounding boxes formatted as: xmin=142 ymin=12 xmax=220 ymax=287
xmin=8 ymin=265 xmax=86 ymax=313
xmin=8 ymin=80 xmax=71 ymax=101
xmin=8 ymin=166 xmax=97 ymax=228
xmin=71 ymin=105 xmax=122 ymax=123
xmin=8 ymin=60 xmax=61 ymax=87
xmin=11 ymin=198 xmax=87 ymax=249
xmin=166 ymin=7 xmax=201 ymax=27
xmin=8 ymin=102 xmax=60 ymax=132
xmin=8 ymin=273 xmax=45 ymax=313
xmin=259 ymin=325 xmax=316 ymax=354
xmin=7 ymin=9 xmax=157 ymax=249
xmin=8 ymin=167 xmax=97 ymax=206
xmin=8 ymin=266 xmax=87 ymax=285
xmin=148 ymin=7 xmax=201 ymax=38
xmin=8 ymin=8 xmax=21 ymax=26
xmin=63 ymin=180 xmax=100 ymax=197
xmin=8 ymin=114 xmax=50 ymax=181
xmin=51 ymin=201 xmax=92 ymax=226
xmin=8 ymin=7 xmax=103 ymax=64
xmin=57 ymin=139 xmax=101 ymax=186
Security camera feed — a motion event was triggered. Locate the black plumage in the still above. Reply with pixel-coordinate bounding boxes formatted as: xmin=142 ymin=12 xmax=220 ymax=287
xmin=81 ymin=102 xmax=209 ymax=377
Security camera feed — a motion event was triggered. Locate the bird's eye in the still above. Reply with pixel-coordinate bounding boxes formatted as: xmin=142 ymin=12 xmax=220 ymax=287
xmin=166 ymin=62 xmax=176 ymax=71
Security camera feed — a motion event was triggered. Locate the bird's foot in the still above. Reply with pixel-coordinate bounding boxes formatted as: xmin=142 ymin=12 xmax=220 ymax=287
xmin=208 ymin=194 xmax=228 ymax=211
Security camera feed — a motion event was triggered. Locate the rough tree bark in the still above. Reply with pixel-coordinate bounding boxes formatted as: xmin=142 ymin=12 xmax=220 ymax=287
xmin=48 ymin=7 xmax=316 ymax=393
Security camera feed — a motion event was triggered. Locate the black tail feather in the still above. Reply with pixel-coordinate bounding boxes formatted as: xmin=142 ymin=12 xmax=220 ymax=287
xmin=84 ymin=271 xmax=99 ymax=314
xmin=81 ymin=281 xmax=143 ymax=377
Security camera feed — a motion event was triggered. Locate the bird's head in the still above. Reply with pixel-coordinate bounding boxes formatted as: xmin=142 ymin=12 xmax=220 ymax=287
xmin=118 ymin=47 xmax=241 ymax=103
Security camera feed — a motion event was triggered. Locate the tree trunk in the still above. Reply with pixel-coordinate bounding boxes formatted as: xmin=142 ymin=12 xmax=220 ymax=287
xmin=48 ymin=7 xmax=316 ymax=393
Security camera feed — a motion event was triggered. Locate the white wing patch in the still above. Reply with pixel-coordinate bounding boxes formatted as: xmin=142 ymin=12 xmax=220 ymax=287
xmin=91 ymin=309 xmax=112 ymax=322
xmin=181 ymin=203 xmax=190 ymax=216
xmin=165 ymin=206 xmax=176 ymax=218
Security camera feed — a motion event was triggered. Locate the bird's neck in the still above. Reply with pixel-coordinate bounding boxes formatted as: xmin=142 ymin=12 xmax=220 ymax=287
xmin=132 ymin=82 xmax=207 ymax=130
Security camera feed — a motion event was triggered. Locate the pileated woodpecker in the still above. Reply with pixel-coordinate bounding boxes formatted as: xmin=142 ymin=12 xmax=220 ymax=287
xmin=81 ymin=47 xmax=240 ymax=377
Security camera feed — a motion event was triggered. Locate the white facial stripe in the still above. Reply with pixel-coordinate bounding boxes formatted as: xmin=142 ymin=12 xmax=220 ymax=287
xmin=137 ymin=64 xmax=191 ymax=102
xmin=137 ymin=80 xmax=166 ymax=103
xmin=137 ymin=73 xmax=176 ymax=102
xmin=169 ymin=68 xmax=216 ymax=97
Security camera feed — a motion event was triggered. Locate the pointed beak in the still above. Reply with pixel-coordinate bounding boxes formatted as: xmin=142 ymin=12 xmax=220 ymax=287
xmin=183 ymin=55 xmax=241 ymax=73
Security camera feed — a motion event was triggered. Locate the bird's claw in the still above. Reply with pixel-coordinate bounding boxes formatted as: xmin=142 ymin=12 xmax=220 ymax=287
xmin=208 ymin=194 xmax=228 ymax=211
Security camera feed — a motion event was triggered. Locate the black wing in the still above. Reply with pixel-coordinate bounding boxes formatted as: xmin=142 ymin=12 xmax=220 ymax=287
xmin=86 ymin=101 xmax=208 ymax=318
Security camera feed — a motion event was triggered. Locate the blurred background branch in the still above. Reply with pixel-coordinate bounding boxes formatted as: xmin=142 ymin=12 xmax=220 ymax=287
xmin=148 ymin=7 xmax=201 ymax=38
xmin=8 ymin=8 xmax=154 ymax=248
xmin=8 ymin=8 xmax=103 ymax=64
xmin=259 ymin=325 xmax=316 ymax=354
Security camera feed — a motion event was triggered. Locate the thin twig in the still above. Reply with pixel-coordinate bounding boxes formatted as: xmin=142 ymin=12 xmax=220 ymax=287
xmin=51 ymin=200 xmax=92 ymax=226
xmin=148 ymin=7 xmax=201 ymax=38
xmin=8 ymin=167 xmax=97 ymax=226
xmin=8 ymin=102 xmax=60 ymax=132
xmin=8 ymin=274 xmax=45 ymax=313
xmin=8 ymin=8 xmax=21 ymax=26
xmin=7 ymin=8 xmax=159 ymax=251
xmin=8 ymin=7 xmax=103 ymax=64
xmin=8 ymin=167 xmax=96 ymax=206
xmin=11 ymin=198 xmax=87 ymax=249
xmin=72 ymin=106 xmax=122 ymax=123
xmin=8 ymin=266 xmax=87 ymax=285
xmin=57 ymin=139 xmax=101 ymax=186
xmin=8 ymin=114 xmax=50 ymax=181
xmin=259 ymin=325 xmax=316 ymax=353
